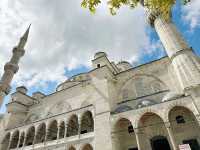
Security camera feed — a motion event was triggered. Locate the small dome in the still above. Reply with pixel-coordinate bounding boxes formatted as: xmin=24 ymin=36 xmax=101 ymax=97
xmin=162 ymin=92 xmax=183 ymax=102
xmin=16 ymin=86 xmax=27 ymax=94
xmin=32 ymin=92 xmax=45 ymax=99
xmin=137 ymin=100 xmax=155 ymax=108
xmin=56 ymin=73 xmax=90 ymax=91
xmin=94 ymin=52 xmax=107 ymax=59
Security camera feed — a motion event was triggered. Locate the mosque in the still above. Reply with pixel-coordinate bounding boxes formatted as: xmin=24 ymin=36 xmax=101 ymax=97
xmin=0 ymin=3 xmax=200 ymax=150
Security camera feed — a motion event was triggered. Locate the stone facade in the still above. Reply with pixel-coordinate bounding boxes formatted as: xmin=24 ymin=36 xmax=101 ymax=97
xmin=0 ymin=49 xmax=200 ymax=150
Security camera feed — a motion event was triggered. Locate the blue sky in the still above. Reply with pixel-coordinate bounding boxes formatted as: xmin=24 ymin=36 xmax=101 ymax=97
xmin=0 ymin=0 xmax=200 ymax=113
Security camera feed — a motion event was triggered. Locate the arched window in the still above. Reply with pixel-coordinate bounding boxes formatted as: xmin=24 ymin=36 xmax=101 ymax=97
xmin=81 ymin=111 xmax=94 ymax=134
xmin=128 ymin=125 xmax=134 ymax=133
xmin=169 ymin=106 xmax=200 ymax=150
xmin=1 ymin=133 xmax=10 ymax=150
xmin=35 ymin=123 xmax=46 ymax=144
xmin=137 ymin=113 xmax=170 ymax=150
xmin=25 ymin=126 xmax=35 ymax=146
xmin=151 ymin=136 xmax=171 ymax=150
xmin=67 ymin=115 xmax=79 ymax=137
xmin=176 ymin=115 xmax=185 ymax=124
xmin=47 ymin=120 xmax=58 ymax=141
xmin=18 ymin=132 xmax=25 ymax=148
xmin=112 ymin=118 xmax=137 ymax=150
xmin=82 ymin=144 xmax=93 ymax=150
xmin=10 ymin=130 xmax=20 ymax=149
xmin=59 ymin=121 xmax=65 ymax=139
xmin=69 ymin=146 xmax=76 ymax=150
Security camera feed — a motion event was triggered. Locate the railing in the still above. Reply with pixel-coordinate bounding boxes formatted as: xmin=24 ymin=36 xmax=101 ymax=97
xmin=12 ymin=132 xmax=94 ymax=150
xmin=6 ymin=104 xmax=94 ymax=131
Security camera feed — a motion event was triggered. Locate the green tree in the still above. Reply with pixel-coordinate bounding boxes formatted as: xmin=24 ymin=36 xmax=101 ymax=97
xmin=81 ymin=0 xmax=190 ymax=19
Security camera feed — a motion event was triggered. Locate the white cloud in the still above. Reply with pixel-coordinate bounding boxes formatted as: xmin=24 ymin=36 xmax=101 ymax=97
xmin=182 ymin=0 xmax=200 ymax=30
xmin=0 ymin=0 xmax=161 ymax=90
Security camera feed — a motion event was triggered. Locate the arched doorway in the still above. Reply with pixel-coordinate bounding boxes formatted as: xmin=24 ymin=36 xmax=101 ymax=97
xmin=10 ymin=130 xmax=20 ymax=149
xmin=112 ymin=118 xmax=138 ymax=150
xmin=67 ymin=115 xmax=79 ymax=137
xmin=169 ymin=106 xmax=200 ymax=150
xmin=47 ymin=120 xmax=58 ymax=141
xmin=82 ymin=144 xmax=93 ymax=150
xmin=81 ymin=111 xmax=94 ymax=134
xmin=1 ymin=132 xmax=10 ymax=150
xmin=35 ymin=123 xmax=46 ymax=144
xmin=68 ymin=146 xmax=76 ymax=150
xmin=138 ymin=112 xmax=171 ymax=150
xmin=59 ymin=121 xmax=65 ymax=139
xmin=25 ymin=126 xmax=35 ymax=146
xmin=151 ymin=136 xmax=171 ymax=150
xmin=18 ymin=132 xmax=25 ymax=148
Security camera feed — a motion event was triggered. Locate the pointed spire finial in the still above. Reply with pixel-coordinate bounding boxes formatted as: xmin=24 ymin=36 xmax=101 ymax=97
xmin=18 ymin=24 xmax=31 ymax=49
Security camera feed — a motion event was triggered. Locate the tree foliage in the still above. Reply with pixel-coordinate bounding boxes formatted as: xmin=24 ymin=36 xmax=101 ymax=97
xmin=81 ymin=0 xmax=191 ymax=19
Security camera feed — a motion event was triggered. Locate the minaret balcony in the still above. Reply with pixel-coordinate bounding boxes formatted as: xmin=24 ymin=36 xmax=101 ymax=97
xmin=12 ymin=47 xmax=25 ymax=57
xmin=4 ymin=62 xmax=19 ymax=73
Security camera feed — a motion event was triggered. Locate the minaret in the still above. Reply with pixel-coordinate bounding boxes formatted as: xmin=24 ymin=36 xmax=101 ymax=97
xmin=142 ymin=2 xmax=200 ymax=92
xmin=0 ymin=25 xmax=31 ymax=108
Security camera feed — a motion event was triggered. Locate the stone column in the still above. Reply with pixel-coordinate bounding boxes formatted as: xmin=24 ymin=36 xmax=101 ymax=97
xmin=147 ymin=11 xmax=200 ymax=91
xmin=17 ymin=132 xmax=22 ymax=148
xmin=94 ymin=102 xmax=113 ymax=150
xmin=92 ymin=71 xmax=113 ymax=150
xmin=23 ymin=131 xmax=28 ymax=147
xmin=45 ymin=127 xmax=50 ymax=142
xmin=165 ymin=122 xmax=177 ymax=150
xmin=134 ymin=128 xmax=142 ymax=150
xmin=195 ymin=115 xmax=200 ymax=127
xmin=57 ymin=124 xmax=61 ymax=140
xmin=64 ymin=123 xmax=68 ymax=138
xmin=78 ymin=114 xmax=81 ymax=138
xmin=7 ymin=133 xmax=12 ymax=150
xmin=33 ymin=129 xmax=37 ymax=145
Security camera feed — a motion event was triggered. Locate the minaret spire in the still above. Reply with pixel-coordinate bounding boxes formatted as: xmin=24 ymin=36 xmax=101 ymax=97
xmin=18 ymin=24 xmax=31 ymax=49
xmin=0 ymin=25 xmax=31 ymax=108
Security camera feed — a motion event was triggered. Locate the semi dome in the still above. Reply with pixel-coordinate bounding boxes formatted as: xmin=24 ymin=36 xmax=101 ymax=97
xmin=162 ymin=92 xmax=183 ymax=102
xmin=32 ymin=92 xmax=45 ymax=99
xmin=56 ymin=73 xmax=90 ymax=91
xmin=56 ymin=81 xmax=80 ymax=91
xmin=137 ymin=99 xmax=156 ymax=108
xmin=94 ymin=52 xmax=107 ymax=59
